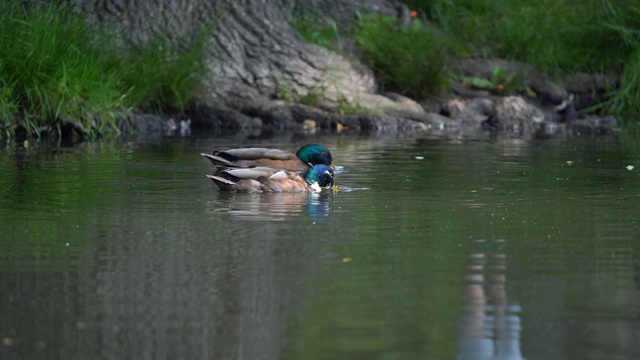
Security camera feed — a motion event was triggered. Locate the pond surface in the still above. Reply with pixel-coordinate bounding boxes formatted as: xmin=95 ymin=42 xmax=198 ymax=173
xmin=1 ymin=131 xmax=639 ymax=360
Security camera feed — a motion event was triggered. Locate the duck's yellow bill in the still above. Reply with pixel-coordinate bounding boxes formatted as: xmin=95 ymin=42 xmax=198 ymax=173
xmin=332 ymin=185 xmax=341 ymax=191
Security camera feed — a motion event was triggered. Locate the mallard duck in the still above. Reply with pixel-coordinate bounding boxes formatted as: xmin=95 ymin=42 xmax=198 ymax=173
xmin=201 ymin=144 xmax=333 ymax=171
xmin=206 ymin=164 xmax=334 ymax=192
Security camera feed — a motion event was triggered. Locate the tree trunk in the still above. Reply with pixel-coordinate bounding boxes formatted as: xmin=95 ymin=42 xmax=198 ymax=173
xmin=75 ymin=0 xmax=428 ymax=129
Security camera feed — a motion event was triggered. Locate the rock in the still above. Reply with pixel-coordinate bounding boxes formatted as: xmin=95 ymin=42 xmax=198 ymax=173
xmin=381 ymin=92 xmax=428 ymax=115
xmin=451 ymin=81 xmax=492 ymax=98
xmin=423 ymin=113 xmax=452 ymax=130
xmin=468 ymin=98 xmax=494 ymax=117
xmin=488 ymin=96 xmax=544 ymax=134
xmin=442 ymin=98 xmax=488 ymax=126
xmin=529 ymin=79 xmax=570 ymax=106
xmin=188 ymin=104 xmax=263 ymax=129
xmin=571 ymin=115 xmax=618 ymax=135
xmin=326 ymin=91 xmax=428 ymax=119
xmin=355 ymin=114 xmax=429 ymax=133
xmin=289 ymin=104 xmax=344 ymax=128
xmin=535 ymin=121 xmax=566 ymax=139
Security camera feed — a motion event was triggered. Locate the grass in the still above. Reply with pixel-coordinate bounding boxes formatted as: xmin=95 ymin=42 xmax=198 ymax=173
xmin=0 ymin=1 xmax=207 ymax=140
xmin=289 ymin=13 xmax=450 ymax=97
xmin=595 ymin=49 xmax=640 ymax=116
xmin=354 ymin=15 xmax=450 ymax=97
xmin=290 ymin=0 xmax=640 ymax=120
xmin=0 ymin=1 xmax=122 ymax=138
xmin=406 ymin=0 xmax=640 ymax=117
xmin=110 ymin=32 xmax=209 ymax=115
xmin=417 ymin=0 xmax=639 ymax=74
xmin=288 ymin=14 xmax=344 ymax=51
xmin=4 ymin=0 xmax=640 ymax=139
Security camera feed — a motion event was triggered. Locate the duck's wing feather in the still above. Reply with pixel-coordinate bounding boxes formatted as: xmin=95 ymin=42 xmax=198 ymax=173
xmin=206 ymin=174 xmax=264 ymax=192
xmin=206 ymin=167 xmax=311 ymax=192
xmin=221 ymin=167 xmax=279 ymax=179
xmin=201 ymin=153 xmax=234 ymax=167
xmin=225 ymin=148 xmax=296 ymax=160
xmin=202 ymin=148 xmax=308 ymax=171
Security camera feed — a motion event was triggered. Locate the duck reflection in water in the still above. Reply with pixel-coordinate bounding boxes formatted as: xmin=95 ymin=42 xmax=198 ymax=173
xmin=209 ymin=190 xmax=334 ymax=221
xmin=456 ymin=239 xmax=524 ymax=360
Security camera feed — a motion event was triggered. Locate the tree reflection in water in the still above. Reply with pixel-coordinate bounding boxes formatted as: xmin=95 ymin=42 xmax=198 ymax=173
xmin=457 ymin=239 xmax=524 ymax=360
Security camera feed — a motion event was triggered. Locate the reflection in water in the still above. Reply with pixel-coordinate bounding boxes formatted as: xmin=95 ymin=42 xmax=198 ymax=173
xmin=2 ymin=134 xmax=640 ymax=359
xmin=457 ymin=239 xmax=523 ymax=360
xmin=207 ymin=190 xmax=334 ymax=221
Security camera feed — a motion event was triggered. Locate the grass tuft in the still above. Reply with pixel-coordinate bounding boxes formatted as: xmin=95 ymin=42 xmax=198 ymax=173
xmin=354 ymin=15 xmax=449 ymax=97
xmin=289 ymin=14 xmax=343 ymax=51
xmin=0 ymin=1 xmax=208 ymax=140
xmin=398 ymin=0 xmax=640 ymax=119
xmin=113 ymin=34 xmax=208 ymax=114
xmin=0 ymin=1 xmax=123 ymax=137
xmin=598 ymin=49 xmax=640 ymax=116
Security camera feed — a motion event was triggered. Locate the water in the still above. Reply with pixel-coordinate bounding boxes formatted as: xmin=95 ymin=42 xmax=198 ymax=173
xmin=1 ymin=132 xmax=639 ymax=360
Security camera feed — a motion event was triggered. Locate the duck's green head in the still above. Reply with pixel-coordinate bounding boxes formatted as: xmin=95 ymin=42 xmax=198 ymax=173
xmin=304 ymin=164 xmax=335 ymax=191
xmin=296 ymin=144 xmax=333 ymax=167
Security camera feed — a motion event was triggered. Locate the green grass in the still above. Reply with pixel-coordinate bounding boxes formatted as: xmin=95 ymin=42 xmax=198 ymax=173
xmin=596 ymin=49 xmax=640 ymax=116
xmin=403 ymin=0 xmax=640 ymax=117
xmin=4 ymin=0 xmax=640 ymax=138
xmin=290 ymin=13 xmax=450 ymax=97
xmin=353 ymin=15 xmax=449 ymax=97
xmin=0 ymin=78 xmax=18 ymax=138
xmin=288 ymin=14 xmax=343 ymax=51
xmin=289 ymin=0 xmax=640 ymax=120
xmin=0 ymin=1 xmax=207 ymax=140
xmin=403 ymin=0 xmax=639 ymax=74
xmin=0 ymin=1 xmax=122 ymax=138
xmin=111 ymin=33 xmax=208 ymax=115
